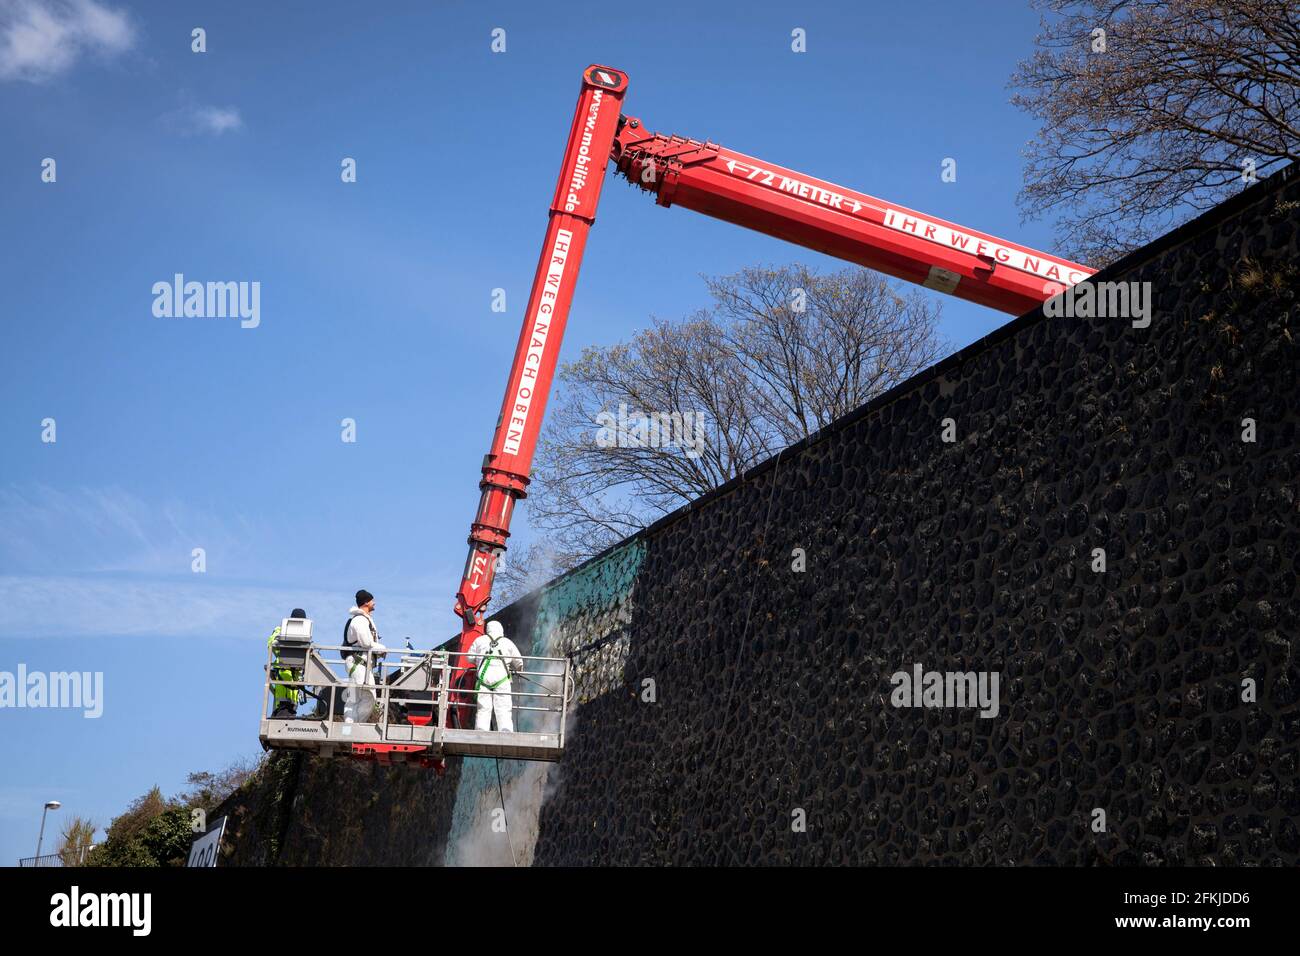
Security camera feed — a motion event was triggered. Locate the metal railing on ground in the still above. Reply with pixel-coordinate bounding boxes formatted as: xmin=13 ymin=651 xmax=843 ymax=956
xmin=17 ymin=847 xmax=93 ymax=867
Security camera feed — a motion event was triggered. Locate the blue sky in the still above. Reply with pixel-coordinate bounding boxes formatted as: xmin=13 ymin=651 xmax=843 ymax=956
xmin=0 ymin=0 xmax=1066 ymax=862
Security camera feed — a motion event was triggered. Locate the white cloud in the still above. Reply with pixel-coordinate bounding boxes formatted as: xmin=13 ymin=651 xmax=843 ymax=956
xmin=0 ymin=484 xmax=259 ymax=576
xmin=0 ymin=574 xmax=441 ymax=644
xmin=0 ymin=484 xmax=451 ymax=643
xmin=189 ymin=105 xmax=243 ymax=134
xmin=160 ymin=103 xmax=244 ymax=136
xmin=0 ymin=0 xmax=134 ymax=83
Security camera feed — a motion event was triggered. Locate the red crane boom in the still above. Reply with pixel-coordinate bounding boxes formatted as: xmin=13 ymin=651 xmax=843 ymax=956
xmin=449 ymin=65 xmax=1093 ymax=706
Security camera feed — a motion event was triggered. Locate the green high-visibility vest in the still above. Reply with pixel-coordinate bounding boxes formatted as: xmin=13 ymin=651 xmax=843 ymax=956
xmin=267 ymin=626 xmax=301 ymax=703
xmin=475 ymin=641 xmax=511 ymax=691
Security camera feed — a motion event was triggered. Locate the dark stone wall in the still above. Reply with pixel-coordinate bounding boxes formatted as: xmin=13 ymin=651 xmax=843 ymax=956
xmin=532 ymin=169 xmax=1300 ymax=865
xmin=216 ymin=753 xmax=462 ymax=866
xmin=220 ymin=167 xmax=1298 ymax=867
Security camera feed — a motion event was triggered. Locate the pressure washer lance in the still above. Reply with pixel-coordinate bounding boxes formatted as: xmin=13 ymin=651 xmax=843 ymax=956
xmin=512 ymin=670 xmax=561 ymax=698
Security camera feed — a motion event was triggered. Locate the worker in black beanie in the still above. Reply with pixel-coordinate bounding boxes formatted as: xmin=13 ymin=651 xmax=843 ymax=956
xmin=342 ymin=589 xmax=385 ymax=723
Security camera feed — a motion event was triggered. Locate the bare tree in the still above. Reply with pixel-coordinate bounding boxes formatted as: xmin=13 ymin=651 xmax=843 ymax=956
xmin=494 ymin=265 xmax=945 ymax=600
xmin=176 ymin=757 xmax=259 ymax=809
xmin=1011 ymin=0 xmax=1300 ymax=264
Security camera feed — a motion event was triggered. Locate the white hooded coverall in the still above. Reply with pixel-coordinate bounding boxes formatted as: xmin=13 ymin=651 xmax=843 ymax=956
xmin=467 ymin=621 xmax=523 ymax=732
xmin=343 ymin=606 xmax=386 ymax=723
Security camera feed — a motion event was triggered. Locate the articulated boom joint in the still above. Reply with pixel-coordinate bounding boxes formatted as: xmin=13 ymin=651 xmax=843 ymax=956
xmin=613 ymin=116 xmax=720 ymax=207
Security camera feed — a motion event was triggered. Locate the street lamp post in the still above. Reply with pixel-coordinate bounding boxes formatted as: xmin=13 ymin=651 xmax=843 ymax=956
xmin=36 ymin=800 xmax=61 ymax=859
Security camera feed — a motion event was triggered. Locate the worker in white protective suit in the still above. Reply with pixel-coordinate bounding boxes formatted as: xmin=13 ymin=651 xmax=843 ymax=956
xmin=342 ymin=589 xmax=387 ymax=723
xmin=467 ymin=620 xmax=523 ymax=732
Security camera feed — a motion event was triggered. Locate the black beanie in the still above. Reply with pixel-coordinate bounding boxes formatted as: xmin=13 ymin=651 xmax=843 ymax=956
xmin=355 ymin=589 xmax=374 ymax=606
xmin=290 ymin=608 xmax=307 ymax=619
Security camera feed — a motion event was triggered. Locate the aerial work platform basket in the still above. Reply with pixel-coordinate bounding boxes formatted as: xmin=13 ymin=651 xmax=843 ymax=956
xmin=258 ymin=618 xmax=572 ymax=767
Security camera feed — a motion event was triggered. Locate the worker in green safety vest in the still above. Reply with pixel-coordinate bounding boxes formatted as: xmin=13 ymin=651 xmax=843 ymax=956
xmin=267 ymin=608 xmax=308 ymax=718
